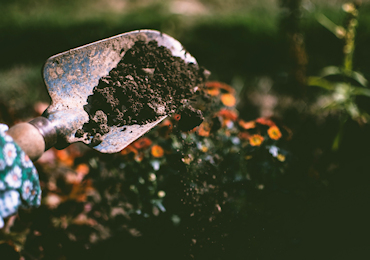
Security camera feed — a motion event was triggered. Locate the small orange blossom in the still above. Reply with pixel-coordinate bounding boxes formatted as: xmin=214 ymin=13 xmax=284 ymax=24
xmin=249 ymin=134 xmax=264 ymax=146
xmin=173 ymin=114 xmax=181 ymax=121
xmin=75 ymin=163 xmax=89 ymax=176
xmin=267 ymin=125 xmax=282 ymax=140
xmin=206 ymin=88 xmax=220 ymax=96
xmin=55 ymin=149 xmax=74 ymax=166
xmin=239 ymin=120 xmax=256 ymax=130
xmin=205 ymin=81 xmax=235 ymax=94
xmin=121 ymin=145 xmax=138 ymax=156
xmin=255 ymin=118 xmax=275 ymax=127
xmin=133 ymin=137 xmax=152 ymax=149
xmin=197 ymin=122 xmax=210 ymax=137
xmin=221 ymin=93 xmax=236 ymax=107
xmin=218 ymin=109 xmax=238 ymax=121
xmin=151 ymin=145 xmax=164 ymax=158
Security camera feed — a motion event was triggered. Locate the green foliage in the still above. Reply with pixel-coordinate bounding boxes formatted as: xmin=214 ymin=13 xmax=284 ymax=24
xmin=308 ymin=2 xmax=370 ymax=150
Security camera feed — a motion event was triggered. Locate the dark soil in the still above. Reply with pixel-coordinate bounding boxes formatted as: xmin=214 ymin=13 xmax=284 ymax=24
xmin=76 ymin=40 xmax=207 ymax=143
xmin=177 ymin=106 xmax=203 ymax=132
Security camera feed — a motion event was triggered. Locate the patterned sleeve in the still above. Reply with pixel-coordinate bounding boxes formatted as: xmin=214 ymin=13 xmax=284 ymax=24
xmin=0 ymin=124 xmax=41 ymax=228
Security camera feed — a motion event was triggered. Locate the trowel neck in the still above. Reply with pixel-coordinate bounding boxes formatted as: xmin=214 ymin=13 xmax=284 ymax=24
xmin=29 ymin=116 xmax=58 ymax=151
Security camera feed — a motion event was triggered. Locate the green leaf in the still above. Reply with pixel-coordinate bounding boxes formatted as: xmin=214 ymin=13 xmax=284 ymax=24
xmin=351 ymin=71 xmax=368 ymax=87
xmin=351 ymin=86 xmax=370 ymax=97
xmin=316 ymin=14 xmax=346 ymax=39
xmin=319 ymin=67 xmax=368 ymax=87
xmin=346 ymin=102 xmax=360 ymax=119
xmin=332 ymin=118 xmax=347 ymax=151
xmin=307 ymin=76 xmax=334 ymax=90
xmin=320 ymin=66 xmax=342 ymax=77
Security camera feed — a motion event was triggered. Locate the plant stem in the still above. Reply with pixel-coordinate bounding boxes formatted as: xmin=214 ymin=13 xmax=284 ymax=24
xmin=342 ymin=2 xmax=359 ymax=75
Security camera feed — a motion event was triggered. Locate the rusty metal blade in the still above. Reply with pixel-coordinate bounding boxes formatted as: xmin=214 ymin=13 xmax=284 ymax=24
xmin=42 ymin=29 xmax=197 ymax=153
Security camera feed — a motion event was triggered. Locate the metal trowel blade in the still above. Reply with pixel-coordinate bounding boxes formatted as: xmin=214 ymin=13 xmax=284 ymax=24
xmin=42 ymin=29 xmax=197 ymax=153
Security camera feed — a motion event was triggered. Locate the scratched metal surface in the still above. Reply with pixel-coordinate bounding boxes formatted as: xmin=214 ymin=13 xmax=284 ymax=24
xmin=42 ymin=29 xmax=197 ymax=153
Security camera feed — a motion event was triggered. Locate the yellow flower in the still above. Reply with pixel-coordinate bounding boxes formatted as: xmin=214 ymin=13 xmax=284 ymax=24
xmin=201 ymin=146 xmax=208 ymax=153
xmin=182 ymin=154 xmax=193 ymax=165
xmin=267 ymin=126 xmax=282 ymax=140
xmin=249 ymin=134 xmax=264 ymax=146
xmin=277 ymin=154 xmax=286 ymax=162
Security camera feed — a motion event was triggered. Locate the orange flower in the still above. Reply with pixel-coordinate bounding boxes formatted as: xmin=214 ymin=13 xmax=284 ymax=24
xmin=158 ymin=119 xmax=173 ymax=137
xmin=75 ymin=163 xmax=89 ymax=176
xmin=255 ymin=117 xmax=275 ymax=127
xmin=197 ymin=122 xmax=210 ymax=137
xmin=121 ymin=145 xmax=138 ymax=156
xmin=55 ymin=149 xmax=69 ymax=161
xmin=133 ymin=137 xmax=152 ymax=149
xmin=206 ymin=81 xmax=223 ymax=89
xmin=206 ymin=88 xmax=220 ymax=96
xmin=249 ymin=134 xmax=264 ymax=146
xmin=151 ymin=145 xmax=164 ymax=158
xmin=239 ymin=119 xmax=256 ymax=129
xmin=173 ymin=114 xmax=181 ymax=121
xmin=205 ymin=81 xmax=235 ymax=94
xmin=55 ymin=149 xmax=74 ymax=166
xmin=238 ymin=132 xmax=251 ymax=140
xmin=218 ymin=109 xmax=238 ymax=121
xmin=267 ymin=125 xmax=282 ymax=140
xmin=189 ymin=126 xmax=198 ymax=133
xmin=221 ymin=93 xmax=236 ymax=107
xmin=68 ymin=179 xmax=95 ymax=202
xmin=161 ymin=119 xmax=173 ymax=130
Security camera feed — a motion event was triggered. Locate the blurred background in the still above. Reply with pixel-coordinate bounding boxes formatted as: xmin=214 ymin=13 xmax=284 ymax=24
xmin=1 ymin=0 xmax=370 ymax=259
xmin=2 ymin=0 xmax=370 ymax=120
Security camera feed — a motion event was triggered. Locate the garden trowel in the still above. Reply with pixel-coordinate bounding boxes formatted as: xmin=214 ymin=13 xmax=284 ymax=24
xmin=6 ymin=29 xmax=197 ymax=161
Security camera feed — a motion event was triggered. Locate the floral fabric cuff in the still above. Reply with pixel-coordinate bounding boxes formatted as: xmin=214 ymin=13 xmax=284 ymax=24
xmin=0 ymin=124 xmax=41 ymax=228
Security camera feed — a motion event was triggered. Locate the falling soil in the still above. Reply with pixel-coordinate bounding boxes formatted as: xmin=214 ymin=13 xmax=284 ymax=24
xmin=76 ymin=40 xmax=207 ymax=144
xmin=177 ymin=106 xmax=204 ymax=132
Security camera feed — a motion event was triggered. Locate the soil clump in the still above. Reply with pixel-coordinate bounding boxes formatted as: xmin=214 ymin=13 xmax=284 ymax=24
xmin=177 ymin=106 xmax=204 ymax=132
xmin=76 ymin=40 xmax=207 ymax=144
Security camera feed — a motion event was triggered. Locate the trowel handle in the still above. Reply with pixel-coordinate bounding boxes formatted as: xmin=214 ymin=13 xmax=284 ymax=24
xmin=6 ymin=117 xmax=57 ymax=161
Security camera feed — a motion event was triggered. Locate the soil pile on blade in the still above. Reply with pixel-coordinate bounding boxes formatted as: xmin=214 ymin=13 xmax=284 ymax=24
xmin=76 ymin=40 xmax=206 ymax=144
